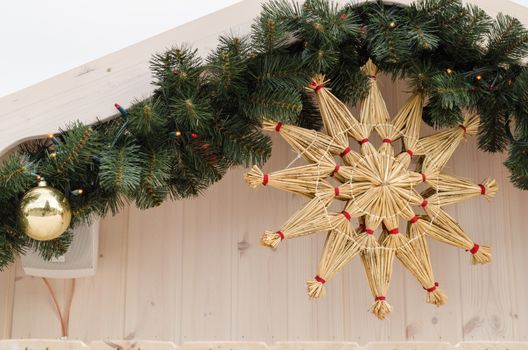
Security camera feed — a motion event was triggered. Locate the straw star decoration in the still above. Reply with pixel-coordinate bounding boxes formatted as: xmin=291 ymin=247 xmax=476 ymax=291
xmin=244 ymin=60 xmax=498 ymax=320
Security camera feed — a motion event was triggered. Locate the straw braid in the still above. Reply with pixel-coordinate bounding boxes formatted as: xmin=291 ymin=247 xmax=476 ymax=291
xmin=261 ymin=196 xmax=333 ymax=249
xmin=416 ymin=115 xmax=480 ymax=174
xmin=307 ymin=217 xmax=362 ymax=298
xmin=424 ymin=205 xmax=491 ymax=264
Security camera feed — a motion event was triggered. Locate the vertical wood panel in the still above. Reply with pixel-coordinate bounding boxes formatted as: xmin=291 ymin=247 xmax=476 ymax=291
xmin=231 ymin=133 xmax=290 ymax=343
xmin=11 ymin=263 xmax=70 ymax=338
xmin=69 ymin=208 xmax=130 ymax=341
xmin=179 ymin=176 xmax=234 ymax=341
xmin=451 ymin=140 xmax=520 ymax=341
xmin=0 ymin=263 xmax=16 ymax=339
xmin=123 ymin=203 xmax=184 ymax=341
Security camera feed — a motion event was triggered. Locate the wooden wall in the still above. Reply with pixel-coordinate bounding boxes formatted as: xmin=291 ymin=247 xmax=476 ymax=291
xmin=1 ymin=77 xmax=527 ymax=345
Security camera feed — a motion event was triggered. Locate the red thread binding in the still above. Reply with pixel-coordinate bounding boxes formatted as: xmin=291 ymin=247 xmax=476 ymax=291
xmin=366 ymin=229 xmax=374 ymax=235
xmin=275 ymin=122 xmax=282 ymax=132
xmin=389 ymin=228 xmax=399 ymax=235
xmin=310 ymin=80 xmax=325 ymax=93
xmin=340 ymin=147 xmax=351 ymax=157
xmin=334 ymin=187 xmax=340 ymax=197
xmin=375 ymin=296 xmax=386 ymax=301
xmin=459 ymin=125 xmax=467 ymax=134
xmin=469 ymin=243 xmax=480 ymax=254
xmin=383 ymin=138 xmax=392 ymax=143
xmin=331 ymin=164 xmax=340 ymax=177
xmin=421 ymin=199 xmax=428 ymax=207
xmin=276 ymin=231 xmax=285 ymax=240
xmin=406 ymin=149 xmax=414 ymax=156
xmin=479 ymin=184 xmax=486 ymax=195
xmin=359 ymin=138 xmax=369 ymax=144
xmin=315 ymin=275 xmax=326 ymax=284
xmin=262 ymin=174 xmax=269 ymax=186
xmin=341 ymin=211 xmax=351 ymax=221
xmin=409 ymin=216 xmax=419 ymax=224
xmin=425 ymin=282 xmax=439 ymax=293
xmin=421 ymin=172 xmax=426 ymax=182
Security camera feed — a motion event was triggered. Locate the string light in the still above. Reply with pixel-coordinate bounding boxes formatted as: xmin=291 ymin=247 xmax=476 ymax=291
xmin=48 ymin=133 xmax=60 ymax=145
xmin=71 ymin=189 xmax=84 ymax=196
xmin=476 ymin=75 xmax=482 ymax=80
xmin=114 ymin=103 xmax=128 ymax=118
xmin=446 ymin=68 xmax=453 ymax=74
xmin=175 ymin=131 xmax=182 ymax=137
xmin=49 ymin=152 xmax=57 ymax=159
xmin=389 ymin=21 xmax=396 ymax=28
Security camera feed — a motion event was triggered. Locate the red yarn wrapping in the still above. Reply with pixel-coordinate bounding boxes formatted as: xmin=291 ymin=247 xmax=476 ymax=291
xmin=366 ymin=229 xmax=374 ymax=235
xmin=388 ymin=228 xmax=399 ymax=235
xmin=375 ymin=296 xmax=386 ymax=301
xmin=425 ymin=282 xmax=439 ymax=292
xmin=340 ymin=147 xmax=351 ymax=157
xmin=421 ymin=199 xmax=428 ymax=207
xmin=262 ymin=174 xmax=269 ymax=186
xmin=309 ymin=80 xmax=325 ymax=93
xmin=409 ymin=216 xmax=419 ymax=224
xmin=479 ymin=184 xmax=486 ymax=195
xmin=275 ymin=122 xmax=282 ymax=132
xmin=276 ymin=231 xmax=285 ymax=240
xmin=334 ymin=187 xmax=340 ymax=197
xmin=359 ymin=138 xmax=369 ymax=144
xmin=421 ymin=172 xmax=426 ymax=182
xmin=469 ymin=243 xmax=480 ymax=254
xmin=406 ymin=149 xmax=414 ymax=156
xmin=341 ymin=211 xmax=351 ymax=221
xmin=331 ymin=165 xmax=340 ymax=177
xmin=382 ymin=138 xmax=392 ymax=143
xmin=315 ymin=275 xmax=326 ymax=284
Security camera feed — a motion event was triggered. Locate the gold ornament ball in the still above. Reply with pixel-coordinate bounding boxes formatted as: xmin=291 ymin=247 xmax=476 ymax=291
xmin=18 ymin=179 xmax=72 ymax=241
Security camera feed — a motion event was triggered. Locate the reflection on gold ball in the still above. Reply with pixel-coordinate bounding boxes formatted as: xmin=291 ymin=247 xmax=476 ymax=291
xmin=18 ymin=179 xmax=72 ymax=241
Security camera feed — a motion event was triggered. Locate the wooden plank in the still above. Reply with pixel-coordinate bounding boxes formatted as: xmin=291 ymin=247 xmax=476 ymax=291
xmin=230 ymin=133 xmax=290 ymax=343
xmin=364 ymin=342 xmax=452 ymax=350
xmin=272 ymin=341 xmax=359 ymax=350
xmin=503 ymin=156 xmax=528 ymax=341
xmin=181 ymin=342 xmax=268 ymax=350
xmin=0 ymin=339 xmax=89 ymax=349
xmin=90 ymin=340 xmax=178 ymax=350
xmin=0 ymin=263 xmax=16 ymax=339
xmin=179 ymin=176 xmax=235 ymax=341
xmin=68 ymin=208 xmax=130 ymax=341
xmin=123 ymin=202 xmax=184 ymax=341
xmin=451 ymin=138 xmax=521 ymax=341
xmin=456 ymin=342 xmax=528 ymax=350
xmin=10 ymin=265 xmax=69 ymax=338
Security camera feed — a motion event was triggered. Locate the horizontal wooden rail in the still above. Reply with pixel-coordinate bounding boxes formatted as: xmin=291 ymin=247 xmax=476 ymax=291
xmin=1 ymin=341 xmax=527 ymax=350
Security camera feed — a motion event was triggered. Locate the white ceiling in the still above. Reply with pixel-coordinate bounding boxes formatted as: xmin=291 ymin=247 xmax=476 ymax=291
xmin=1 ymin=0 xmax=527 ymax=98
xmin=0 ymin=0 xmax=241 ymax=97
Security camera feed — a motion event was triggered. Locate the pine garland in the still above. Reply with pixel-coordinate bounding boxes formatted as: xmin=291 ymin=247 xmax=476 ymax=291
xmin=1 ymin=0 xmax=527 ymax=269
